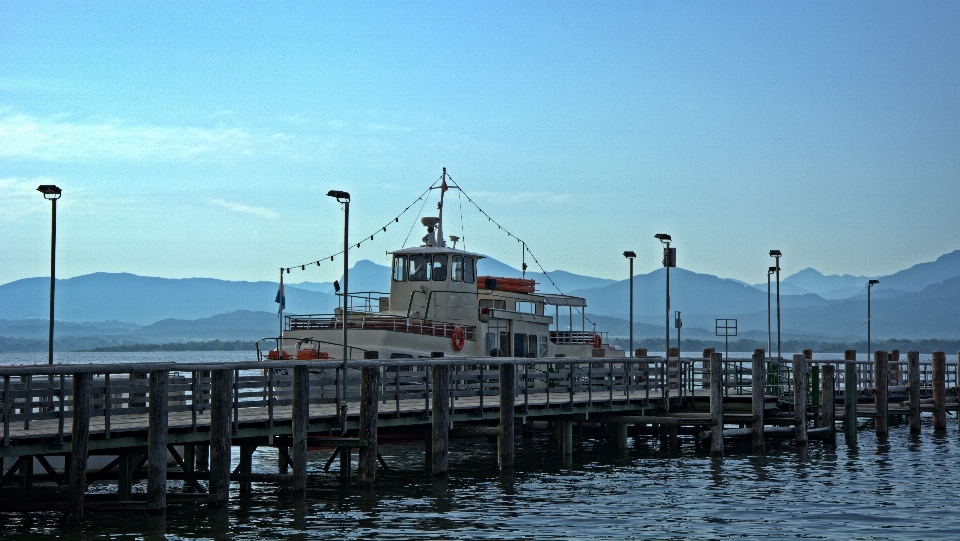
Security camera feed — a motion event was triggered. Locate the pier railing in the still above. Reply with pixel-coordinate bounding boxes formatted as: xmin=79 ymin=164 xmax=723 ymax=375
xmin=0 ymin=357 xmax=709 ymax=448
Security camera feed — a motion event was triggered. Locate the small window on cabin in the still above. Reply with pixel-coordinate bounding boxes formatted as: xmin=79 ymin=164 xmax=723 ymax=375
xmin=464 ymin=257 xmax=475 ymax=284
xmin=392 ymin=256 xmax=407 ymax=282
xmin=432 ymin=255 xmax=448 ymax=281
xmin=408 ymin=254 xmax=431 ymax=281
xmin=452 ymin=256 xmax=464 ymax=282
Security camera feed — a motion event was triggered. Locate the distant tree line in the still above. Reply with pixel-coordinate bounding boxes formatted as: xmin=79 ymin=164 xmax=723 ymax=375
xmin=611 ymin=337 xmax=960 ymax=355
xmin=83 ymin=340 xmax=257 ymax=352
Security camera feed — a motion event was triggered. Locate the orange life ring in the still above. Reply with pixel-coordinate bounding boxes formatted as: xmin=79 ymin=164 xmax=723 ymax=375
xmin=452 ymin=326 xmax=466 ymax=351
xmin=593 ymin=334 xmax=602 ymax=348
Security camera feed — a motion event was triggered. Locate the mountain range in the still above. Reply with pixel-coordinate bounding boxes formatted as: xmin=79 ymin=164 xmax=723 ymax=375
xmin=1 ymin=250 xmax=958 ymax=350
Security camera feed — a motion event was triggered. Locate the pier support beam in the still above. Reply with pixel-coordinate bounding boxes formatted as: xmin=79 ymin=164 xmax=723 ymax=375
xmin=709 ymin=352 xmax=723 ymax=456
xmin=292 ymin=365 xmax=310 ymax=496
xmin=820 ymin=364 xmax=836 ymax=445
xmin=67 ymin=372 xmax=91 ymax=526
xmin=751 ymin=350 xmax=765 ymax=452
xmin=907 ymin=351 xmax=921 ymax=435
xmin=117 ymin=452 xmax=133 ymax=501
xmin=358 ymin=365 xmax=379 ymax=489
xmin=874 ymin=351 xmax=888 ymax=438
xmin=431 ymin=365 xmax=450 ymax=477
xmin=793 ymin=354 xmax=808 ymax=446
xmin=147 ymin=370 xmax=169 ymax=516
xmin=498 ymin=363 xmax=515 ymax=471
xmin=210 ymin=369 xmax=233 ymax=507
xmin=933 ymin=351 xmax=946 ymax=431
xmin=843 ymin=350 xmax=857 ymax=442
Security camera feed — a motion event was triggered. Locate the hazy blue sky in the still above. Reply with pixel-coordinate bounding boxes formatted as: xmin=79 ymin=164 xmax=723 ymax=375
xmin=3 ymin=1 xmax=959 ymax=286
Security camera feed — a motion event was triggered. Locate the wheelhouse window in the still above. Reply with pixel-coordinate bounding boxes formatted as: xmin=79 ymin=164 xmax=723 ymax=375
xmin=432 ymin=255 xmax=448 ymax=281
xmin=452 ymin=255 xmax=464 ymax=282
xmin=392 ymin=255 xmax=407 ymax=282
xmin=464 ymin=257 xmax=475 ymax=284
xmin=408 ymin=254 xmax=431 ymax=281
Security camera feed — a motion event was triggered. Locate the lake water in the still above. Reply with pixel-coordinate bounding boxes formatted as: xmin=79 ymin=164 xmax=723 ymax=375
xmin=1 ymin=352 xmax=957 ymax=539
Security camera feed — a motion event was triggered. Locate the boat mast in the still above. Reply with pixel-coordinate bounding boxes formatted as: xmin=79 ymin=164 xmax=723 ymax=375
xmin=437 ymin=167 xmax=447 ymax=247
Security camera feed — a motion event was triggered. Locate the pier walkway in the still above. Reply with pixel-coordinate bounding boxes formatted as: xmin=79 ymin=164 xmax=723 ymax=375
xmin=1 ymin=349 xmax=957 ymax=524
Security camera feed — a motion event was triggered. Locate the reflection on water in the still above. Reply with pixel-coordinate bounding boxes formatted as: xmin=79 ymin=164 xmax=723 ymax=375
xmin=2 ymin=419 xmax=960 ymax=540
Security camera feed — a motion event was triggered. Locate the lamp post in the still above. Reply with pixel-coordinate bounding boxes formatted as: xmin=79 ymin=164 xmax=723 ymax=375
xmin=655 ymin=234 xmax=674 ymax=359
xmin=868 ymin=279 xmax=880 ymax=356
xmin=767 ymin=266 xmax=776 ymax=361
xmin=327 ymin=190 xmax=350 ymax=416
xmin=769 ymin=250 xmax=782 ymax=361
xmin=623 ymin=251 xmax=636 ymax=357
xmin=37 ymin=185 xmax=61 ymax=365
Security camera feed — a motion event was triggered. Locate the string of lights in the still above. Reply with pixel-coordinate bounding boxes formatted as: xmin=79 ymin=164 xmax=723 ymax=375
xmin=277 ymin=172 xmax=594 ymax=326
xmin=279 ymin=179 xmax=440 ymax=274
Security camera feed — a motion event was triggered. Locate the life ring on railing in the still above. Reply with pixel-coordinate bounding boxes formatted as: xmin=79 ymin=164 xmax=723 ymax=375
xmin=452 ymin=326 xmax=466 ymax=351
xmin=593 ymin=334 xmax=602 ymax=349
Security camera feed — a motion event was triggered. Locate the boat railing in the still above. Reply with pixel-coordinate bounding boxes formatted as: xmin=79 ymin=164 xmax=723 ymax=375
xmin=550 ymin=331 xmax=607 ymax=345
xmin=284 ymin=314 xmax=476 ymax=341
xmin=334 ymin=291 xmax=390 ymax=315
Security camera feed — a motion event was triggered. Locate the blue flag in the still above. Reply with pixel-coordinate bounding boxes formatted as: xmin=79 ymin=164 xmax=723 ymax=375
xmin=275 ymin=283 xmax=285 ymax=312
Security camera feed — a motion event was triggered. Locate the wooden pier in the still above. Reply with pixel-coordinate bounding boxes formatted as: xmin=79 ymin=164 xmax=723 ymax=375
xmin=1 ymin=348 xmax=957 ymax=525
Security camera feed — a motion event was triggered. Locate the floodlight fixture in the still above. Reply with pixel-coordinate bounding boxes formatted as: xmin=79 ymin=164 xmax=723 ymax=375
xmin=326 ymin=190 xmax=350 ymax=202
xmin=623 ymin=251 xmax=636 ymax=259
xmin=37 ymin=185 xmax=62 ymax=200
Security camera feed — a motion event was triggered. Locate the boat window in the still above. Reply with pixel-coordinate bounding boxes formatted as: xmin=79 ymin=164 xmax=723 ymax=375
xmin=464 ymin=257 xmax=475 ymax=284
xmin=408 ymin=254 xmax=431 ymax=281
xmin=452 ymin=256 xmax=464 ymax=282
xmin=516 ymin=301 xmax=537 ymax=314
xmin=392 ymin=256 xmax=407 ymax=282
xmin=527 ymin=335 xmax=539 ymax=358
xmin=539 ymin=335 xmax=548 ymax=357
xmin=479 ymin=298 xmax=507 ymax=310
xmin=432 ymin=255 xmax=448 ymax=281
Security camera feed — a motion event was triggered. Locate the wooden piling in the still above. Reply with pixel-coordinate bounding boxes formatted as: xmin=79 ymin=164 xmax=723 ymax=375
xmin=932 ymin=351 xmax=946 ymax=431
xmin=291 ymin=365 xmax=310 ymax=496
xmin=431 ymin=365 xmax=450 ymax=477
xmin=498 ymin=363 xmax=515 ymax=471
xmin=238 ymin=444 xmax=254 ymax=497
xmin=117 ymin=452 xmax=132 ymax=501
xmin=843 ymin=350 xmax=857 ymax=440
xmin=67 ymin=372 xmax=91 ymax=526
xmin=358 ymin=365 xmax=380 ymax=489
xmin=907 ymin=351 xmax=921 ymax=434
xmin=792 ymin=354 xmax=807 ymax=446
xmin=751 ymin=350 xmax=765 ymax=451
xmin=147 ymin=370 xmax=168 ymax=515
xmin=209 ymin=369 xmax=232 ymax=506
xmin=874 ymin=351 xmax=888 ymax=438
xmin=617 ymin=423 xmax=629 ymax=451
xmin=195 ymin=445 xmax=209 ymax=472
xmin=701 ymin=348 xmax=714 ymax=389
xmin=709 ymin=352 xmax=723 ymax=456
xmin=561 ymin=420 xmax=573 ymax=456
xmin=820 ymin=364 xmax=835 ymax=444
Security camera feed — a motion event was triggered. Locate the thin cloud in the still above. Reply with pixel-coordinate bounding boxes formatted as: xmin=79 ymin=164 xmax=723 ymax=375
xmin=0 ymin=177 xmax=59 ymax=222
xmin=209 ymin=199 xmax=279 ymax=219
xmin=0 ymin=112 xmax=292 ymax=163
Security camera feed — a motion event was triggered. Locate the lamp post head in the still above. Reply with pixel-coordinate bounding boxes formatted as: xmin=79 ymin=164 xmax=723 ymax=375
xmin=326 ymin=190 xmax=350 ymax=203
xmin=868 ymin=279 xmax=880 ymax=286
xmin=623 ymin=251 xmax=636 ymax=259
xmin=654 ymin=234 xmax=671 ymax=242
xmin=768 ymin=266 xmax=777 ymax=275
xmin=37 ymin=185 xmax=62 ymax=200
xmin=769 ymin=249 xmax=781 ymax=257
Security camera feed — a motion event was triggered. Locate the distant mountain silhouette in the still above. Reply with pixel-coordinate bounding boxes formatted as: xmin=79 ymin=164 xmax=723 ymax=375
xmin=1 ymin=249 xmax=957 ymax=342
